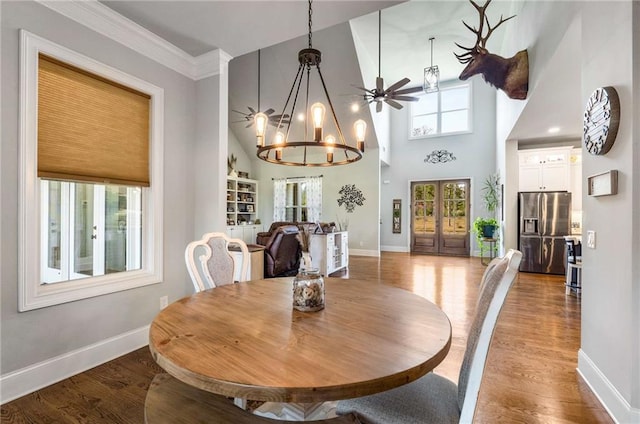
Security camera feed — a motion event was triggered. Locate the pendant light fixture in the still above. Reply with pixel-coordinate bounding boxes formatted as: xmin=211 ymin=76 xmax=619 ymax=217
xmin=255 ymin=0 xmax=365 ymax=166
xmin=424 ymin=37 xmax=440 ymax=93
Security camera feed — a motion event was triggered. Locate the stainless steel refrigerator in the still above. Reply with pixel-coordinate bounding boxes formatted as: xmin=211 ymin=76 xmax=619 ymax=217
xmin=518 ymin=192 xmax=571 ymax=274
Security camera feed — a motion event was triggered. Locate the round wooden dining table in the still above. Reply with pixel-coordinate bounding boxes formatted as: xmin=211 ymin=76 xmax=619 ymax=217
xmin=149 ymin=277 xmax=452 ymax=406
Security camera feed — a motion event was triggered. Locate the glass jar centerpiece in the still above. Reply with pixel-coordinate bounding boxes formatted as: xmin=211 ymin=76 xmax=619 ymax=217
xmin=292 ymin=268 xmax=325 ymax=312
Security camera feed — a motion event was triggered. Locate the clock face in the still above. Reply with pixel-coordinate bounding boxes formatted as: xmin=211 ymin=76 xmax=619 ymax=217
xmin=583 ymin=86 xmax=620 ymax=155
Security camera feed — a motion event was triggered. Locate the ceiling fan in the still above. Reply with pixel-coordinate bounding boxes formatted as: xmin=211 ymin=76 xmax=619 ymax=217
xmin=232 ymin=50 xmax=290 ymax=128
xmin=355 ymin=10 xmax=422 ymax=113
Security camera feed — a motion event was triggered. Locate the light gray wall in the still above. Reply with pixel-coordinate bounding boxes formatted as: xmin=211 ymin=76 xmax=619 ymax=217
xmin=1 ymin=1 xmax=195 ymax=373
xmin=380 ymin=79 xmax=497 ymax=254
xmin=193 ymin=74 xmax=229 ymax=238
xmin=580 ymin=1 xmax=637 ymax=415
xmin=228 ymin=129 xmax=255 ymax=178
xmin=496 ymin=1 xmax=639 ymax=420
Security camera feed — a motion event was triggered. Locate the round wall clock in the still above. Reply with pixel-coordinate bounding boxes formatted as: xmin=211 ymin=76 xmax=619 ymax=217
xmin=583 ymin=86 xmax=620 ymax=155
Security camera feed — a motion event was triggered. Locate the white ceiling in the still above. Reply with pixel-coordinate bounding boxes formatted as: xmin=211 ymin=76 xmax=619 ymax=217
xmin=99 ymin=0 xmax=583 ymax=152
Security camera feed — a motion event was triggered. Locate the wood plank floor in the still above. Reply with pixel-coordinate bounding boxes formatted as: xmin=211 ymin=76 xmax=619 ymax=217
xmin=1 ymin=253 xmax=612 ymax=423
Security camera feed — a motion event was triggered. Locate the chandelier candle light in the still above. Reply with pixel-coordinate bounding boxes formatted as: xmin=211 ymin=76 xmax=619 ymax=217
xmin=255 ymin=0 xmax=366 ymax=166
xmin=424 ymin=37 xmax=440 ymax=93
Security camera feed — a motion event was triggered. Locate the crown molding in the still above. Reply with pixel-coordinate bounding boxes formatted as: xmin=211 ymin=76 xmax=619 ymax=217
xmin=36 ymin=0 xmax=231 ymax=80
xmin=194 ymin=49 xmax=233 ymax=80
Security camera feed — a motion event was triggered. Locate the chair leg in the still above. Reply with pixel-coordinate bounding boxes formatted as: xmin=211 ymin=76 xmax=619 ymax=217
xmin=565 ymin=264 xmax=572 ymax=295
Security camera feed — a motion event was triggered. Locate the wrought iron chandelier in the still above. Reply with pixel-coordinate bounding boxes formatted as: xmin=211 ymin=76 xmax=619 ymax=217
xmin=424 ymin=37 xmax=440 ymax=93
xmin=255 ymin=0 xmax=366 ymax=166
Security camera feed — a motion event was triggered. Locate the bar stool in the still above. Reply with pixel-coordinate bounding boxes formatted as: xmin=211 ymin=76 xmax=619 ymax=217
xmin=565 ymin=238 xmax=582 ymax=295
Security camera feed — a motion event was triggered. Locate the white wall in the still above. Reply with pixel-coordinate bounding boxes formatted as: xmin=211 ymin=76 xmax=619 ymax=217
xmin=380 ymin=79 xmax=497 ymax=254
xmin=1 ymin=0 xmax=196 ymax=395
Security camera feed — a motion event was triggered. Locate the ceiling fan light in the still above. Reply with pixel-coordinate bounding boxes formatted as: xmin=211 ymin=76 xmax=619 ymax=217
xmin=424 ymin=65 xmax=439 ymax=93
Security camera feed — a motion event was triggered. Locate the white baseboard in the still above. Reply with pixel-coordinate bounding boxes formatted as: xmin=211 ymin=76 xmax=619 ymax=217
xmin=577 ymin=349 xmax=639 ymax=423
xmin=348 ymin=249 xmax=379 ymax=257
xmin=0 ymin=325 xmax=150 ymax=404
xmin=380 ymin=245 xmax=409 ymax=253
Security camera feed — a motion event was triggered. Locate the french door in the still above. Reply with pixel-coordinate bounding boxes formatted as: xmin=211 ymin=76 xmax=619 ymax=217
xmin=40 ymin=180 xmax=142 ymax=284
xmin=411 ymin=179 xmax=470 ymax=256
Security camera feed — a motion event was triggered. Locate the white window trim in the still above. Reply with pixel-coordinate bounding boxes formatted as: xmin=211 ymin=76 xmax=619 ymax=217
xmin=19 ymin=30 xmax=164 ymax=311
xmin=408 ymin=80 xmax=473 ymax=140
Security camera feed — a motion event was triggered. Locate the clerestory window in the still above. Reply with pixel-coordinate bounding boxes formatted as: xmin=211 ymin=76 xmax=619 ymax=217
xmin=409 ymin=82 xmax=472 ymax=139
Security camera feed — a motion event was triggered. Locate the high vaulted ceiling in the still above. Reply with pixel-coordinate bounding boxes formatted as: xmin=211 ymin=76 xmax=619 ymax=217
xmin=99 ymin=0 xmax=583 ymax=154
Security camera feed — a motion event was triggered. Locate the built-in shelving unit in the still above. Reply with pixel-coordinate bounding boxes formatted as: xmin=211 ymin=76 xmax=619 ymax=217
xmin=226 ymin=176 xmax=261 ymax=244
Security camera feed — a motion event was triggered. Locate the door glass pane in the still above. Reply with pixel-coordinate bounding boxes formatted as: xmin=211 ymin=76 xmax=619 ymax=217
xmin=74 ymin=183 xmax=95 ymax=277
xmin=47 ymin=181 xmax=62 ymax=270
xmin=105 ymin=186 xmax=127 ymax=273
xmin=414 ymin=184 xmax=436 ymax=234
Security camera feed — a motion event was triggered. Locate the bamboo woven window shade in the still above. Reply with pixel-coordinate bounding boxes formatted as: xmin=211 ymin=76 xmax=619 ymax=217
xmin=38 ymin=54 xmax=151 ymax=186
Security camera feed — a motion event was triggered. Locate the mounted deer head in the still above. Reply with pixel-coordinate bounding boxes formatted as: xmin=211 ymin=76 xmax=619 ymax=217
xmin=455 ymin=0 xmax=528 ymax=100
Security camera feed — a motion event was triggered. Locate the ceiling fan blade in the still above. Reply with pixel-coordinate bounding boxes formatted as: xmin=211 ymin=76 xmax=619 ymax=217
xmin=385 ymin=77 xmax=410 ymax=94
xmin=248 ymin=106 xmax=257 ymax=114
xmin=384 ymin=98 xmax=403 ymax=110
xmin=232 ymin=109 xmax=248 ymax=115
xmin=394 ymin=86 xmax=424 ymax=95
xmin=376 ymin=101 xmax=383 ymax=113
xmin=376 ymin=77 xmax=384 ymax=92
xmin=391 ymin=95 xmax=419 ymax=102
xmin=354 ymin=87 xmax=373 ymax=94
xmin=264 ymin=108 xmax=275 ymax=116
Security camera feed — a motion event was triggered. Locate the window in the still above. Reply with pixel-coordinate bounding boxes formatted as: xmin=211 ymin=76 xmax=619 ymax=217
xmin=19 ymin=31 xmax=164 ymax=311
xmin=409 ymin=82 xmax=471 ymax=139
xmin=41 ymin=181 xmax=142 ymax=284
xmin=273 ymin=176 xmax=322 ymax=223
xmin=285 ymin=181 xmax=308 ymax=222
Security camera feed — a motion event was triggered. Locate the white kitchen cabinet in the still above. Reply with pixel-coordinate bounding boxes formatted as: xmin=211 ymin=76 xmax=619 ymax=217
xmin=518 ymin=147 xmax=571 ymax=191
xmin=309 ymin=231 xmax=349 ymax=276
xmin=226 ymin=224 xmax=262 ymax=245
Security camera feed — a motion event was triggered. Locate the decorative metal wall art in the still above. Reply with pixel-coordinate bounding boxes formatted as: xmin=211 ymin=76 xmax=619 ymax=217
xmin=337 ymin=184 xmax=365 ymax=213
xmin=424 ymin=150 xmax=456 ymax=164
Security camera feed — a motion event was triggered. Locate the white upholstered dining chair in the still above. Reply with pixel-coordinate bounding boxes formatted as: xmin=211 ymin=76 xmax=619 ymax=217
xmin=336 ymin=249 xmax=523 ymax=424
xmin=184 ymin=232 xmax=250 ymax=292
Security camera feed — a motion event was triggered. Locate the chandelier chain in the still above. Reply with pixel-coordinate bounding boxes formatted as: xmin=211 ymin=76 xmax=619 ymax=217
xmin=308 ymin=0 xmax=313 ymax=49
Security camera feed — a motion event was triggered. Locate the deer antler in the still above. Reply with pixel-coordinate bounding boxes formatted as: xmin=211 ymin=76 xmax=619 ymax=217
xmin=455 ymin=0 xmax=515 ymax=64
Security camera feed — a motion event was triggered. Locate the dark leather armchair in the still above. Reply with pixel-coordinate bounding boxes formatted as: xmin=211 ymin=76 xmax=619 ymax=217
xmin=262 ymin=225 xmax=302 ymax=278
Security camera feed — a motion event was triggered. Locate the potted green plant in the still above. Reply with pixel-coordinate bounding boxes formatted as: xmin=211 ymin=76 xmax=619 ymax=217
xmin=472 ymin=173 xmax=501 ymax=255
